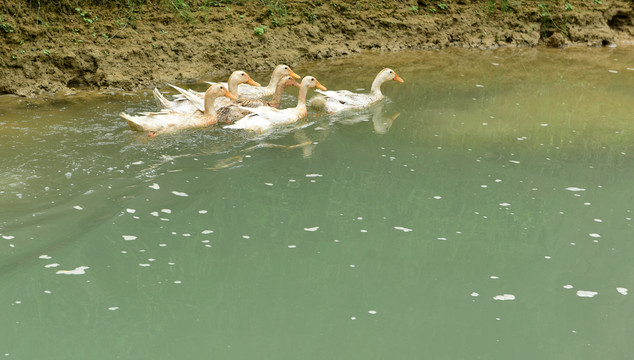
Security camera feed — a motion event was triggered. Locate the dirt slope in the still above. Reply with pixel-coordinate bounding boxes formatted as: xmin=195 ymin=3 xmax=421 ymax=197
xmin=1 ymin=0 xmax=632 ymax=96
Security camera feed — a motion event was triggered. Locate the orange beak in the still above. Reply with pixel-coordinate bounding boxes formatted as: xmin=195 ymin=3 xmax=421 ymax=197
xmin=316 ymin=81 xmax=327 ymax=91
xmin=289 ymin=69 xmax=301 ymax=79
xmin=247 ymin=77 xmax=261 ymax=87
xmin=225 ymin=91 xmax=237 ymax=100
xmin=393 ymin=73 xmax=404 ymax=83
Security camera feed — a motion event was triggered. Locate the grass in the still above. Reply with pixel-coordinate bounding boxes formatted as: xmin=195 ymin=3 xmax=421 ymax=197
xmin=259 ymin=0 xmax=288 ymax=26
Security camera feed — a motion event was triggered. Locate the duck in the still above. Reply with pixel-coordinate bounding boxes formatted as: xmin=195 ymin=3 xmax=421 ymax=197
xmin=225 ymin=76 xmax=326 ymax=132
xmin=224 ymin=64 xmax=300 ymax=99
xmin=216 ymin=75 xmax=301 ymax=124
xmin=153 ymin=71 xmax=260 ymax=113
xmin=309 ymin=68 xmax=403 ymax=114
xmin=120 ymin=84 xmax=236 ymax=135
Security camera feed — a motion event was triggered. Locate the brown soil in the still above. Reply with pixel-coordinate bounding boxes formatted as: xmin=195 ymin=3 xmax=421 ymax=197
xmin=1 ymin=0 xmax=633 ymax=96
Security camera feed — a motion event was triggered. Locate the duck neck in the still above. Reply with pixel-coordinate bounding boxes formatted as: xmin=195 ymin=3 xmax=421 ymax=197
xmin=269 ymin=83 xmax=288 ymax=108
xmin=369 ymin=76 xmax=385 ymax=100
xmin=266 ymin=73 xmax=281 ymax=90
xmin=296 ymin=84 xmax=309 ymax=109
xmin=203 ymin=95 xmax=218 ymax=119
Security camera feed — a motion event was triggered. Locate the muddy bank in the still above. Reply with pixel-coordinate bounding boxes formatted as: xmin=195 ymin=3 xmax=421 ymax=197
xmin=1 ymin=0 xmax=633 ymax=96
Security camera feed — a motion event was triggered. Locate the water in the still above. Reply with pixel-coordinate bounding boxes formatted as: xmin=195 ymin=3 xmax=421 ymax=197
xmin=1 ymin=47 xmax=633 ymax=359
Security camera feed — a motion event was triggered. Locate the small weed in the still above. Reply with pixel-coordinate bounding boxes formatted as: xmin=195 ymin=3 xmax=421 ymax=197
xmin=43 ymin=49 xmax=50 ymax=56
xmin=152 ymin=43 xmax=159 ymax=49
xmin=260 ymin=0 xmax=288 ymax=25
xmin=408 ymin=5 xmax=419 ymax=13
xmin=11 ymin=55 xmax=17 ymax=60
xmin=564 ymin=3 xmax=573 ymax=11
xmin=75 ymin=8 xmax=98 ymax=25
xmin=437 ymin=3 xmax=448 ymax=10
xmin=428 ymin=6 xmax=437 ymax=13
xmin=169 ymin=0 xmax=195 ymax=22
xmin=160 ymin=29 xmax=167 ymax=34
xmin=593 ymin=0 xmax=602 ymax=4
xmin=0 ymin=16 xmax=14 ymax=33
xmin=253 ymin=25 xmax=267 ymax=35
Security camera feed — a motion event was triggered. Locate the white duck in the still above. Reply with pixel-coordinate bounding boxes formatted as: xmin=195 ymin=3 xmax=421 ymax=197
xmin=153 ymin=71 xmax=260 ymax=113
xmin=310 ymin=68 xmax=403 ymax=114
xmin=120 ymin=84 xmax=236 ymax=136
xmin=225 ymin=76 xmax=326 ymax=132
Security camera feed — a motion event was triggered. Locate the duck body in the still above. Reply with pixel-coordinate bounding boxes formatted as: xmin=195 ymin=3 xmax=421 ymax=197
xmin=310 ymin=68 xmax=403 ymax=114
xmin=120 ymin=84 xmax=235 ymax=135
xmin=226 ymin=76 xmax=326 ymax=132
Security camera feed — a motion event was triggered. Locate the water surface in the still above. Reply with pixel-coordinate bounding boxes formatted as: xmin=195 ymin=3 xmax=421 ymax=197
xmin=1 ymin=47 xmax=634 ymax=359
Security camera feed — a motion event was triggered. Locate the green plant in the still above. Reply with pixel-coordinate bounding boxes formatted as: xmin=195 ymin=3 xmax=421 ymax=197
xmin=43 ymin=49 xmax=50 ymax=56
xmin=253 ymin=24 xmax=267 ymax=35
xmin=564 ymin=3 xmax=573 ymax=11
xmin=0 ymin=16 xmax=14 ymax=33
xmin=428 ymin=6 xmax=437 ymax=13
xmin=169 ymin=0 xmax=195 ymax=22
xmin=75 ymin=8 xmax=98 ymax=25
xmin=408 ymin=5 xmax=419 ymax=13
xmin=593 ymin=0 xmax=602 ymax=4
xmin=437 ymin=3 xmax=448 ymax=10
xmin=259 ymin=0 xmax=288 ymax=25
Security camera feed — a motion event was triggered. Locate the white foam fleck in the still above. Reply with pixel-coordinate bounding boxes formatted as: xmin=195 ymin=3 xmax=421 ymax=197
xmin=202 ymin=230 xmax=214 ymax=234
xmin=149 ymin=183 xmax=160 ymax=190
xmin=490 ymin=275 xmax=499 ymax=279
xmin=44 ymin=290 xmax=52 ymax=294
xmin=544 ymin=256 xmax=551 ymax=259
xmin=108 ymin=307 xmax=119 ymax=311
xmin=288 ymin=245 xmax=297 ymax=249
xmin=45 ymin=263 xmax=60 ymax=268
xmin=565 ymin=187 xmax=586 ymax=192
xmin=471 ymin=292 xmax=479 ymax=297
xmin=242 ymin=235 xmax=250 ymax=239
xmin=509 ymin=160 xmax=520 ymax=164
xmin=171 ymin=191 xmax=189 ymax=197
xmin=264 ymin=183 xmax=274 ymax=186
xmin=122 ymin=235 xmax=137 ymax=241
xmin=576 ymin=290 xmax=598 ymax=298
xmin=174 ymin=280 xmax=182 ymax=284
xmin=475 ymin=84 xmax=484 ymax=88
xmin=608 ymin=70 xmax=618 ymax=73
xmin=594 ymin=218 xmax=603 ymax=222
xmin=495 ymin=179 xmax=502 ymax=183
xmin=139 ymin=264 xmax=151 ymax=267
xmin=2 ymin=235 xmax=15 ymax=240
xmin=368 ymin=310 xmax=377 ymax=314
xmin=131 ymin=161 xmax=144 ymax=165
xmin=198 ymin=210 xmax=208 ymax=214
xmin=437 ymin=237 xmax=447 ymax=241
xmin=56 ymin=266 xmax=89 ymax=275
xmin=350 ymin=316 xmax=357 ymax=320
xmin=304 ymin=226 xmax=319 ymax=232
xmin=150 ymin=211 xmax=159 ymax=216
xmin=126 ymin=208 xmax=136 ymax=214
xmin=39 ymin=255 xmax=52 ymax=260
xmin=589 ymin=233 xmax=600 ymax=238
xmin=182 ymin=233 xmax=191 ymax=237
xmin=499 ymin=203 xmax=511 ymax=207
xmin=617 ymin=287 xmax=628 ymax=295
xmin=306 ymin=174 xmax=323 ymax=178
xmin=433 ymin=196 xmax=442 ymax=199
xmin=563 ymin=284 xmax=574 ymax=289
xmin=394 ymin=226 xmax=412 ymax=232
xmin=540 ymin=123 xmax=549 ymax=126
xmin=493 ymin=294 xmax=515 ymax=301
xmin=161 ymin=209 xmax=171 ymax=214
xmin=73 ymin=205 xmax=83 ymax=210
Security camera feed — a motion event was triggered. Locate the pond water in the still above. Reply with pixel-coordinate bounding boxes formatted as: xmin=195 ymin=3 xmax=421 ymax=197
xmin=1 ymin=47 xmax=633 ymax=359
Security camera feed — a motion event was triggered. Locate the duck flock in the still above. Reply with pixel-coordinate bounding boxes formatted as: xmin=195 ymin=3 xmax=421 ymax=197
xmin=120 ymin=65 xmax=404 ymax=136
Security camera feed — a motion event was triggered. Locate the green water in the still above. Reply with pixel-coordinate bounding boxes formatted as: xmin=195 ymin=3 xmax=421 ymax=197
xmin=1 ymin=47 xmax=633 ymax=359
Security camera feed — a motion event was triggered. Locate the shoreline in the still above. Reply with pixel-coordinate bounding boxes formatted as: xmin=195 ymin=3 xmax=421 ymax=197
xmin=1 ymin=0 xmax=632 ymax=96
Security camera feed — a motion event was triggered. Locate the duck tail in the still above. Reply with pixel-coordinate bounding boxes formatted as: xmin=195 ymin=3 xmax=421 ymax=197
xmin=119 ymin=112 xmax=144 ymax=132
xmin=308 ymin=94 xmax=326 ymax=109
xmin=153 ymin=88 xmax=171 ymax=109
